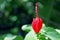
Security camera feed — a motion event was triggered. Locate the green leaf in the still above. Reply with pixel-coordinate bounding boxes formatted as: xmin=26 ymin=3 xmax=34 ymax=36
xmin=4 ymin=34 xmax=23 ymax=40
xmin=24 ymin=30 xmax=38 ymax=40
xmin=43 ymin=27 xmax=60 ymax=40
xmin=9 ymin=16 xmax=17 ymax=22
xmin=5 ymin=11 xmax=9 ymax=17
xmin=4 ymin=34 xmax=16 ymax=40
xmin=10 ymin=27 xmax=19 ymax=34
xmin=0 ymin=1 xmax=6 ymax=11
xmin=22 ymin=24 xmax=32 ymax=32
xmin=0 ymin=34 xmax=6 ymax=40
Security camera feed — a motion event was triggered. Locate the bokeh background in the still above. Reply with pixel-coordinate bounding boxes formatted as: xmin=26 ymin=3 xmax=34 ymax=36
xmin=0 ymin=0 xmax=60 ymax=40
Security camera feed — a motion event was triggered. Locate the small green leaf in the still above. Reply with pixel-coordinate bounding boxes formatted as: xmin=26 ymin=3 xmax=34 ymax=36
xmin=10 ymin=27 xmax=19 ymax=34
xmin=5 ymin=11 xmax=9 ymax=17
xmin=10 ymin=16 xmax=17 ymax=22
xmin=4 ymin=34 xmax=16 ymax=40
xmin=22 ymin=24 xmax=32 ymax=32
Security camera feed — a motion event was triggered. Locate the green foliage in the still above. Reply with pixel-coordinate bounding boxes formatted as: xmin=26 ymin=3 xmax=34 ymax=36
xmin=0 ymin=35 xmax=6 ymax=40
xmin=0 ymin=34 xmax=23 ymax=40
xmin=9 ymin=16 xmax=17 ymax=22
xmin=22 ymin=24 xmax=32 ymax=32
xmin=22 ymin=24 xmax=60 ymax=40
xmin=13 ymin=35 xmax=23 ymax=40
xmin=10 ymin=27 xmax=19 ymax=34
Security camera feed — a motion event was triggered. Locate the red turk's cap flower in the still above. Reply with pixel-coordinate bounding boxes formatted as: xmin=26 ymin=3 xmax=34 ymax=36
xmin=32 ymin=17 xmax=42 ymax=33
xmin=32 ymin=3 xmax=43 ymax=34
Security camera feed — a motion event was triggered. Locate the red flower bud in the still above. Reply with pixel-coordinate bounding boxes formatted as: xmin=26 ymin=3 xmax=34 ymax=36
xmin=32 ymin=3 xmax=43 ymax=34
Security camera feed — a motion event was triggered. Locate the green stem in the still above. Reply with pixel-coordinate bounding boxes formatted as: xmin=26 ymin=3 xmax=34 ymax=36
xmin=37 ymin=33 xmax=40 ymax=40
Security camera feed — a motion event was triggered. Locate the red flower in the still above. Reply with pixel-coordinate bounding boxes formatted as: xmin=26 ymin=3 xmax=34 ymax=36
xmin=32 ymin=3 xmax=43 ymax=34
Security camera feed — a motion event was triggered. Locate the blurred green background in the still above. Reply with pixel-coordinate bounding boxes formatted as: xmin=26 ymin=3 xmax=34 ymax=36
xmin=0 ymin=0 xmax=60 ymax=40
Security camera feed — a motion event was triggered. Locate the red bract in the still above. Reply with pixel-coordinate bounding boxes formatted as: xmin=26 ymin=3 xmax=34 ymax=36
xmin=32 ymin=3 xmax=43 ymax=34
